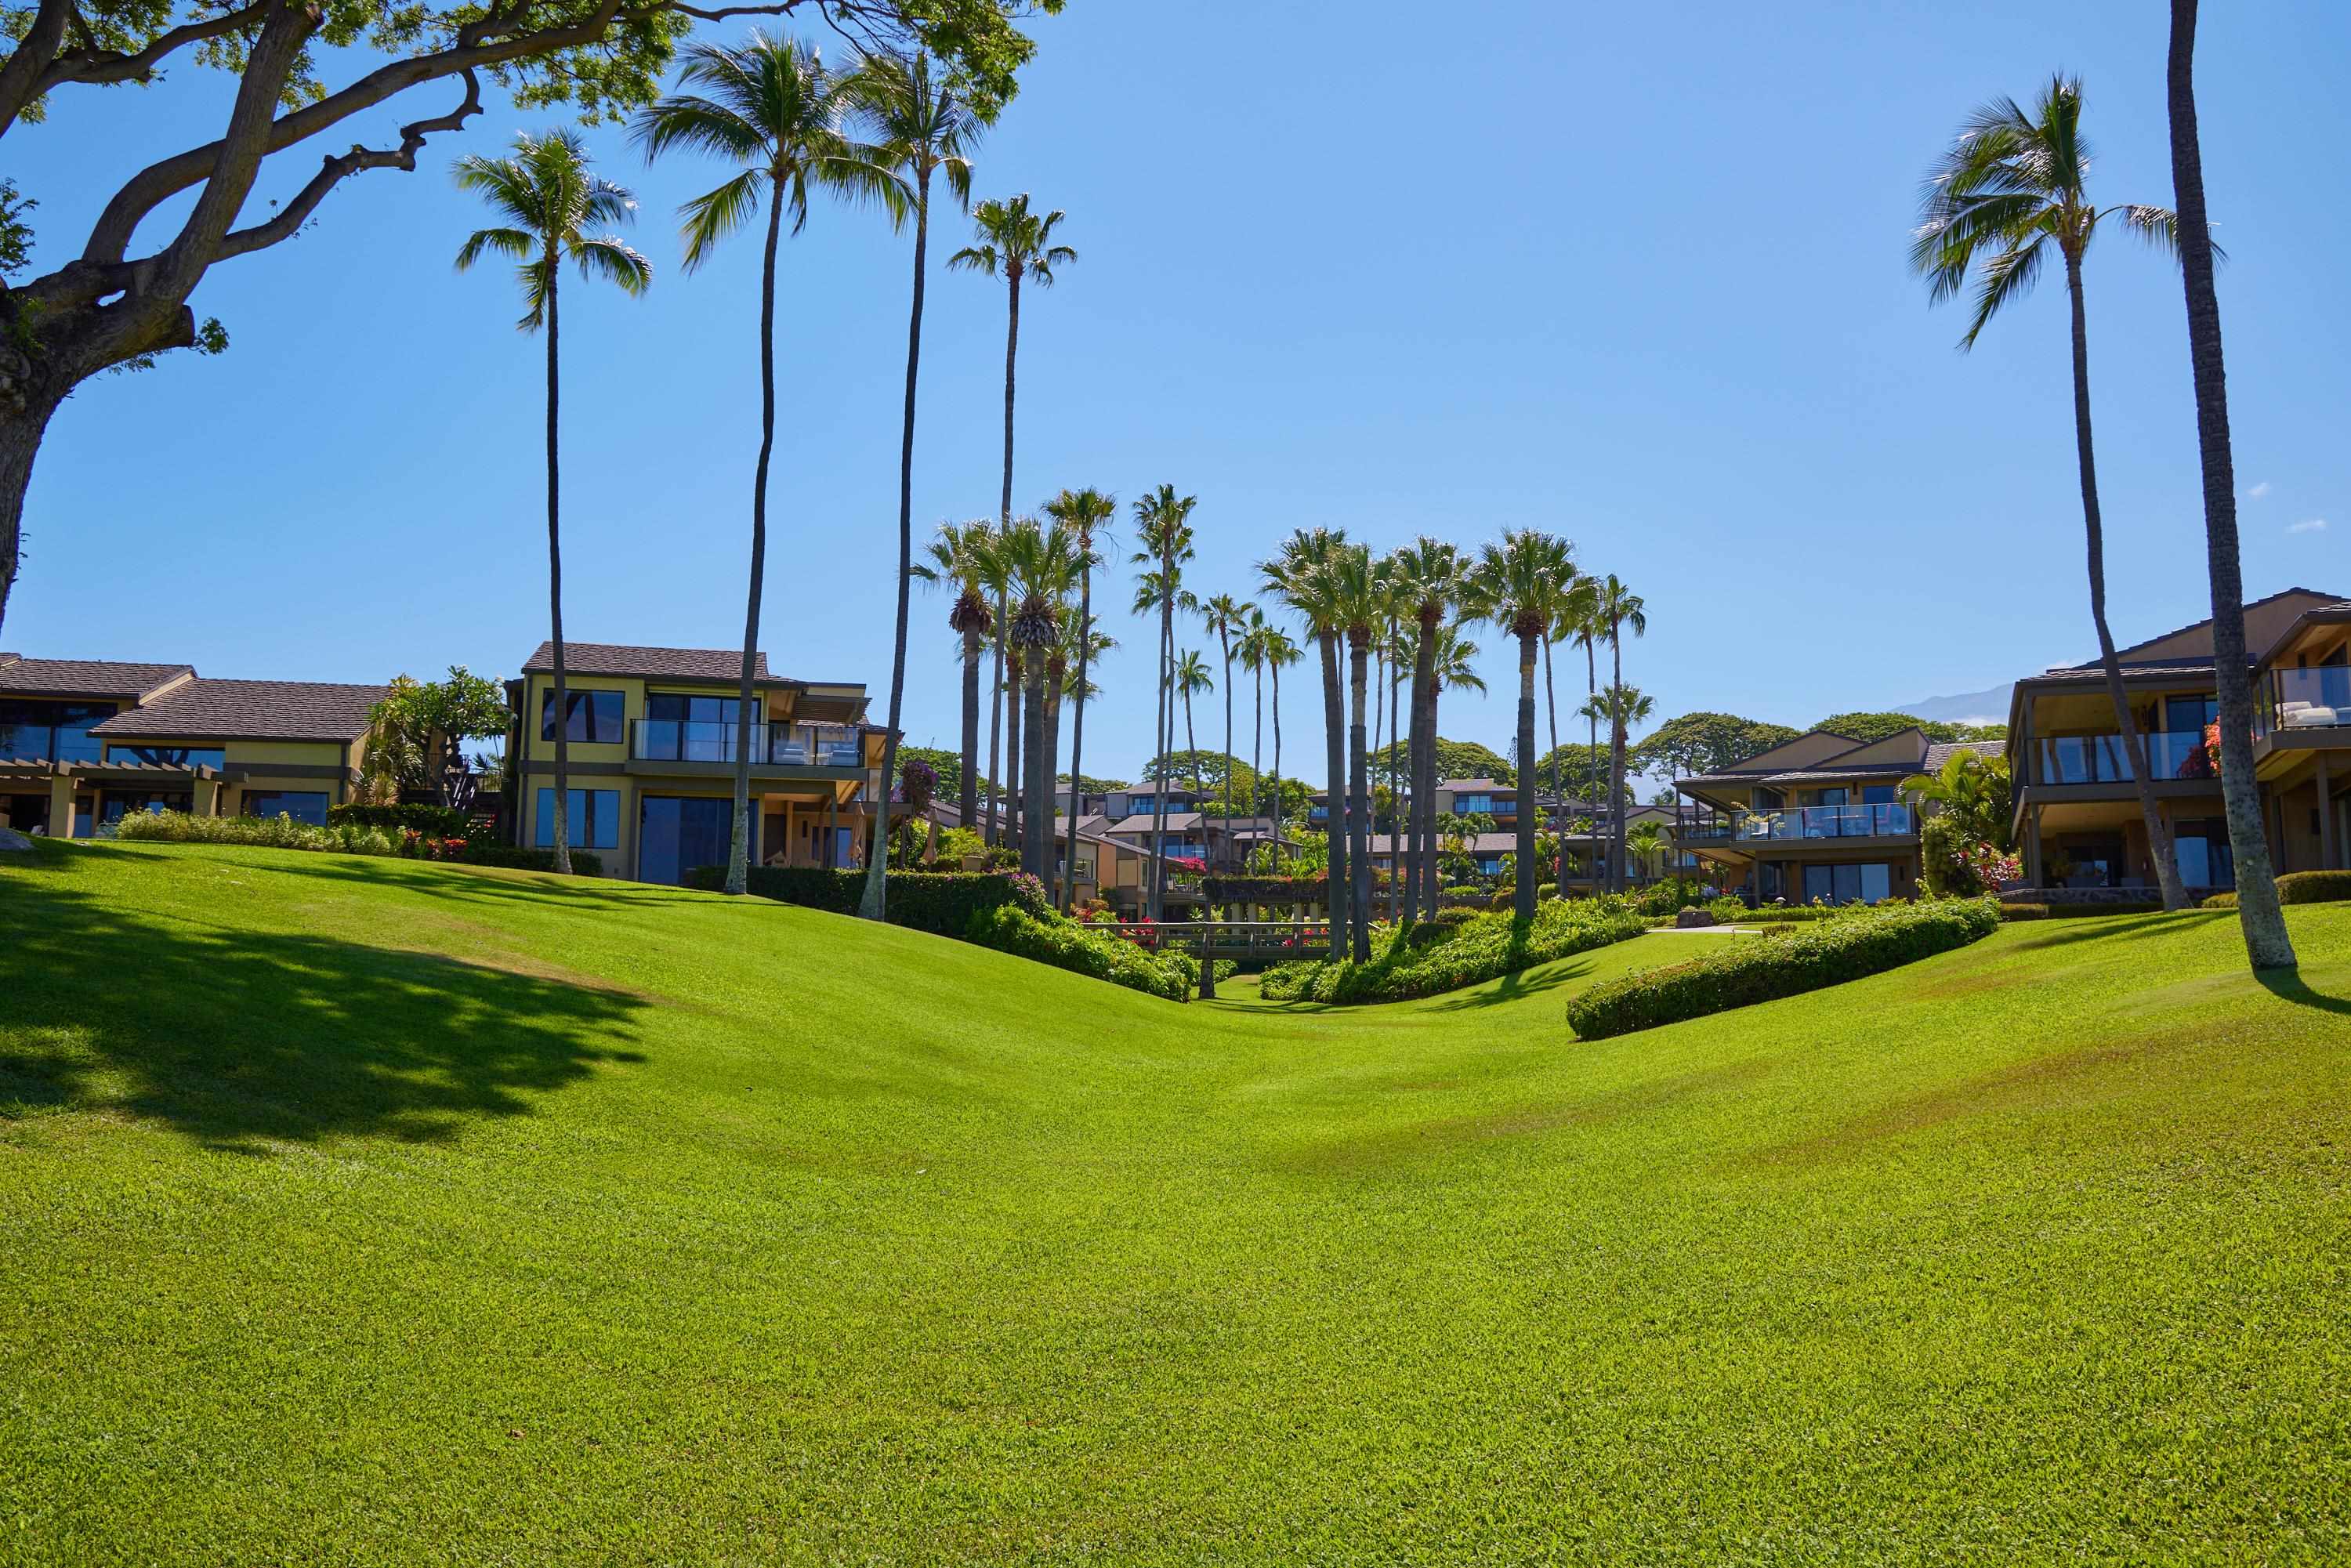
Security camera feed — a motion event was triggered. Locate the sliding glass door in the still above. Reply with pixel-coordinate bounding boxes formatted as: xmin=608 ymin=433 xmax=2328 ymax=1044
xmin=639 ymin=795 xmax=734 ymax=885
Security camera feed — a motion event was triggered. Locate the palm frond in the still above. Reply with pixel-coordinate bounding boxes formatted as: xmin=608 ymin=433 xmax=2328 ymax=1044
xmin=455 ymin=226 xmax=534 ymax=272
xmin=1960 ymin=233 xmax=2047 ymax=349
xmin=679 ymin=168 xmax=768 ymax=270
xmin=572 ymin=235 xmax=654 ymax=294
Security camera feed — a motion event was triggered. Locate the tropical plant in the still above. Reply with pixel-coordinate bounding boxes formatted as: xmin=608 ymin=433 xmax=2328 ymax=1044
xmin=1900 ymin=748 xmax=2013 ymax=851
xmin=1588 ymin=575 xmax=1645 ymax=892
xmin=633 ymin=31 xmax=904 ymax=893
xmin=1388 ymin=538 xmax=1466 ymax=924
xmin=453 ymin=129 xmax=651 ymax=874
xmin=1043 ymin=486 xmax=1116 ymax=909
xmin=1545 ymin=570 xmax=1598 ymax=897
xmin=1321 ymin=543 xmax=1391 ymax=958
xmin=952 ymin=189 xmax=1074 ymax=555
xmin=1259 ymin=527 xmax=1353 ymax=958
xmin=1002 ymin=518 xmax=1080 ymax=877
xmin=1170 ymin=648 xmax=1214 ymax=814
xmin=1130 ymin=484 xmax=1197 ymax=917
xmin=1201 ymin=593 xmax=1252 ymax=849
xmin=1625 ymin=820 xmax=1666 ymax=882
xmin=1247 ymin=615 xmax=1302 ymax=871
xmin=1464 ymin=529 xmax=1577 ymax=920
xmin=2164 ymin=2 xmax=2295 ymax=971
xmin=360 ymin=666 xmax=509 ymax=810
xmin=1911 ymin=71 xmax=2193 ymax=913
xmin=849 ymin=46 xmax=983 ymax=922
xmin=911 ymin=521 xmax=995 ymax=834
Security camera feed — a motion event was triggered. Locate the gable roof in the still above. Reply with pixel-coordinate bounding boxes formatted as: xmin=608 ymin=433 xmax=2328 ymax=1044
xmin=0 ymin=657 xmax=195 ymax=701
xmin=2076 ymin=585 xmax=2347 ymax=667
xmin=521 ymin=641 xmax=799 ymax=684
xmin=91 ymin=678 xmax=387 ymax=743
xmin=1922 ymin=739 xmax=2005 ymax=772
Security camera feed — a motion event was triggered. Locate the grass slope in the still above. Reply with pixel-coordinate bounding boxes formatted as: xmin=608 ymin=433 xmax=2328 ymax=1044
xmin=3 ymin=840 xmax=2349 ymax=1564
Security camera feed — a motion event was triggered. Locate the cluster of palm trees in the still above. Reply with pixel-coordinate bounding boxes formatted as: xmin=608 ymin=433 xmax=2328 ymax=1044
xmin=457 ymin=29 xmax=1064 ymax=918
xmin=1250 ymin=527 xmax=1649 ymax=963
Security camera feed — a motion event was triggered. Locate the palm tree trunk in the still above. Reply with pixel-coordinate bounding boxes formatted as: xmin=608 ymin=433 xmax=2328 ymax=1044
xmin=1584 ymin=639 xmax=1599 ymax=900
xmin=859 ymin=164 xmax=933 ymax=921
xmin=1419 ymin=665 xmax=1440 ymax=913
xmin=1544 ymin=634 xmax=1563 ymax=896
xmin=1219 ymin=631 xmax=1235 ymax=863
xmin=1270 ymin=660 xmax=1286 ymax=874
xmin=1022 ymin=650 xmax=1047 ymax=877
xmin=1407 ymin=617 xmax=1437 ymax=924
xmin=1061 ymin=552 xmax=1092 ymax=913
xmin=986 ymin=606 xmax=1005 ymax=846
xmin=544 ymin=248 xmax=572 ymax=876
xmin=1319 ymin=630 xmax=1348 ymax=961
xmin=1149 ymin=594 xmax=1169 ymax=919
xmin=959 ymin=623 xmax=980 ymax=834
xmin=1005 ymin=654 xmax=1023 ymax=859
xmin=1386 ymin=645 xmax=1401 ymax=922
xmin=1608 ymin=630 xmax=1629 ymax=893
xmin=2168 ymin=0 xmax=2296 ymax=969
xmin=1249 ymin=661 xmax=1264 ymax=872
xmin=726 ymin=190 xmax=785 ymax=896
xmin=2064 ymin=250 xmax=2186 ymax=912
xmin=1516 ymin=631 xmax=1539 ymax=922
xmin=1347 ymin=632 xmax=1371 ymax=961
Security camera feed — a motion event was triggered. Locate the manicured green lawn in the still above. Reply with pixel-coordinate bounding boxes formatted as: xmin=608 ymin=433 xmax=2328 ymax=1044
xmin=3 ymin=839 xmax=2348 ymax=1563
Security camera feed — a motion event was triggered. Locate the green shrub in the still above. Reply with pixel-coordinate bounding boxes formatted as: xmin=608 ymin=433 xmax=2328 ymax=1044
xmin=327 ymin=802 xmax=465 ymax=835
xmin=1259 ymin=899 xmax=1648 ymax=1006
xmin=1919 ymin=815 xmax=1983 ymax=898
xmin=965 ymin=904 xmax=1191 ymax=1001
xmin=681 ymin=864 xmax=1026 ymax=936
xmin=2276 ymin=870 xmax=2351 ymax=905
xmin=1997 ymin=901 xmax=2161 ymax=922
xmin=458 ymin=843 xmax=603 ymax=876
xmin=1740 ymin=905 xmax=1844 ymax=925
xmin=110 ymin=809 xmax=601 ymax=875
xmin=1636 ymin=876 xmax=1708 ymax=917
xmin=2201 ymin=892 xmax=2239 ymax=910
xmin=1565 ymin=898 xmax=2001 ymax=1040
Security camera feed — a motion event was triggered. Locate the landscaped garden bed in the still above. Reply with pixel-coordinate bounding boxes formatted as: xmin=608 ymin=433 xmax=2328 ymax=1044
xmin=1257 ymin=897 xmax=1649 ymax=1005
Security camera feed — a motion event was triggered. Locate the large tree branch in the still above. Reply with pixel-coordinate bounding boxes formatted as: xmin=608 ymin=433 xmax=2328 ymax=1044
xmin=31 ymin=0 xmax=270 ymax=100
xmin=212 ymin=67 xmax=481 ymax=263
xmin=0 ymin=0 xmax=76 ymax=136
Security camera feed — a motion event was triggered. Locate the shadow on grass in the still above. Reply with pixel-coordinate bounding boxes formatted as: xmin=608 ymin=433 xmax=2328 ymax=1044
xmin=221 ymin=849 xmax=713 ymax=914
xmin=0 ymin=848 xmax=648 ymax=1153
xmin=2257 ymin=968 xmax=2351 ymax=1017
xmin=1428 ymin=954 xmax=1596 ymax=1011
xmin=2006 ymin=911 xmax=2228 ymax=952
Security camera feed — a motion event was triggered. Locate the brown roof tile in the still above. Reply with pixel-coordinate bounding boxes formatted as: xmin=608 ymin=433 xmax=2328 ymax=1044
xmin=91 ymin=678 xmax=388 ymax=743
xmin=522 ymin=641 xmax=799 ymax=684
xmin=0 ymin=657 xmax=194 ymax=699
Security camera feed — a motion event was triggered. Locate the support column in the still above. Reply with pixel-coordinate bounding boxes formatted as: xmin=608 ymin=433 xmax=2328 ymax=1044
xmin=48 ymin=771 xmax=78 ymax=840
xmin=2320 ymin=754 xmax=2338 ymax=871
xmin=190 ymin=777 xmax=220 ymax=818
xmin=2027 ymin=807 xmax=2045 ymax=888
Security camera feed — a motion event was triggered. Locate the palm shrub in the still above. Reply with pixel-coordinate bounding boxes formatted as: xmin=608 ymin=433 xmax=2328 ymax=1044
xmin=1258 ymin=898 xmax=1646 ymax=1006
xmin=1565 ymin=898 xmax=2001 ymax=1039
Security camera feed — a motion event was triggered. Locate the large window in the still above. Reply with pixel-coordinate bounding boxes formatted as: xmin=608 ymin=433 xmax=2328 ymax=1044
xmin=1802 ymin=863 xmax=1894 ymax=904
xmin=1454 ymin=794 xmax=1495 ymax=815
xmin=105 ymin=744 xmax=226 ymax=770
xmin=0 ymin=700 xmax=117 ymax=763
xmin=636 ymin=693 xmax=760 ymax=762
xmin=1860 ymin=784 xmax=1896 ymax=804
xmin=534 ymin=787 xmax=621 ymax=849
xmin=2173 ymin=820 xmax=2235 ymax=889
xmin=540 ymin=687 xmax=625 ymax=744
xmin=245 ymin=790 xmax=329 ymax=825
xmin=100 ymin=790 xmax=192 ymax=825
xmin=639 ymin=795 xmax=732 ymax=885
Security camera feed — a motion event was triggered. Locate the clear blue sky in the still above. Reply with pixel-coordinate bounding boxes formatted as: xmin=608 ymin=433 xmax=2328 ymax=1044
xmin=12 ymin=1 xmax=2349 ymax=783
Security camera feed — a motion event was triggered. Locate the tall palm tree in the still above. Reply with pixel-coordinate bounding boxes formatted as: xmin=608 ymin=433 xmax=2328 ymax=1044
xmin=1003 ymin=517 xmax=1079 ymax=878
xmin=1912 ymin=73 xmax=2194 ymax=914
xmin=1389 ymin=538 xmax=1465 ymax=924
xmin=634 ymin=33 xmax=904 ymax=895
xmin=1260 ymin=527 xmax=1350 ymax=958
xmin=2165 ymin=1 xmax=2295 ymax=970
xmin=1237 ymin=608 xmax=1273 ymax=822
xmin=1465 ymin=530 xmax=1576 ymax=921
xmin=1325 ymin=543 xmax=1386 ymax=958
xmin=1129 ymin=485 xmax=1197 ymax=918
xmin=1625 ymin=820 xmax=1666 ymax=884
xmin=967 ymin=520 xmax=1016 ymax=846
xmin=1564 ymin=583 xmax=1607 ymax=894
xmin=454 ymin=131 xmax=653 ymax=877
xmin=1043 ymin=486 xmax=1116 ymax=910
xmin=1043 ymin=606 xmax=1114 ymax=899
xmin=1201 ymin=592 xmax=1251 ymax=854
xmin=1590 ymin=575 xmax=1646 ymax=892
xmin=1172 ymin=649 xmax=1215 ymax=847
xmin=911 ymin=520 xmax=994 ymax=835
xmin=1254 ymin=618 xmax=1303 ymax=873
xmin=1545 ymin=574 xmax=1598 ymax=896
xmin=849 ymin=49 xmax=981 ymax=922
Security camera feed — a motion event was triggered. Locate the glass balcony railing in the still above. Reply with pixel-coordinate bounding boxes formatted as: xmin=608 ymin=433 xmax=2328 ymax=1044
xmin=632 ymin=720 xmax=864 ymax=766
xmin=2035 ymin=730 xmax=2214 ymax=784
xmin=1733 ymin=802 xmax=1914 ymax=841
xmin=2257 ymin=666 xmax=2351 ymax=739
xmin=1673 ymin=815 xmax=1735 ymax=841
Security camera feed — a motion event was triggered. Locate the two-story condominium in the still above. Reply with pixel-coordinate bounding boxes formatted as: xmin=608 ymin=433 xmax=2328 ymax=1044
xmin=506 ymin=642 xmax=883 ymax=885
xmin=2008 ymin=586 xmax=2350 ymax=890
xmin=2 ymin=654 xmax=386 ymax=836
xmin=1671 ymin=728 xmax=1999 ymax=904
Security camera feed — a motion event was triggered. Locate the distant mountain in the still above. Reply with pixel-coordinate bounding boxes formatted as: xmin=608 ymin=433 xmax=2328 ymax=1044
xmin=1896 ymin=684 xmax=2014 ymax=727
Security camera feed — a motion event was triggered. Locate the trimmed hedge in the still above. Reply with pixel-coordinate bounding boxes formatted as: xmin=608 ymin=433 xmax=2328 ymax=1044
xmin=2278 ymin=870 xmax=2351 ymax=905
xmin=460 ymin=843 xmax=603 ymax=876
xmin=110 ymin=809 xmax=601 ymax=875
xmin=327 ymin=802 xmax=466 ymax=835
xmin=1998 ymin=901 xmax=2161 ymax=922
xmin=965 ymin=904 xmax=1193 ymax=1001
xmin=1564 ymin=898 xmax=2001 ymax=1040
xmin=1259 ymin=898 xmax=1648 ymax=1006
xmin=681 ymin=864 xmax=1027 ymax=936
xmin=1201 ymin=875 xmax=1328 ymax=904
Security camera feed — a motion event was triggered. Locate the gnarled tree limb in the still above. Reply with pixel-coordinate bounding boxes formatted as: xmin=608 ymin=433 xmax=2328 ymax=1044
xmin=0 ymin=0 xmax=76 ymax=135
xmin=32 ymin=0 xmax=273 ymax=99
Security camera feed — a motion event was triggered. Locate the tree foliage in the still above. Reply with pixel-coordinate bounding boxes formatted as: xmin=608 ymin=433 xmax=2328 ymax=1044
xmin=1813 ymin=712 xmax=2006 ymax=744
xmin=359 ymin=665 xmax=507 ymax=806
xmin=1630 ymin=712 xmax=1804 ymax=781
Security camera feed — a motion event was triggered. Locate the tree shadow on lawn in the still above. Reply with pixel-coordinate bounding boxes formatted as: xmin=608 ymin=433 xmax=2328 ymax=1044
xmin=0 ymin=855 xmax=649 ymax=1153
xmin=213 ymin=849 xmax=715 ymax=916
xmin=2005 ymin=911 xmax=2229 ymax=952
xmin=1427 ymin=954 xmax=1596 ymax=1011
xmin=2257 ymin=968 xmax=2351 ymax=1017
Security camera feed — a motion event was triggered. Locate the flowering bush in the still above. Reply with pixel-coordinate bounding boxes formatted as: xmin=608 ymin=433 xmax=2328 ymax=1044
xmin=1170 ymin=856 xmax=1208 ymax=875
xmin=898 ymin=756 xmax=939 ymax=812
xmin=399 ymin=830 xmax=472 ymax=861
xmin=1005 ymin=870 xmax=1052 ymax=917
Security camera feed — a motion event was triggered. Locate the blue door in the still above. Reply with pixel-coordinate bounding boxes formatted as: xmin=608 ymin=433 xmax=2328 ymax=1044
xmin=639 ymin=796 xmax=734 ymax=885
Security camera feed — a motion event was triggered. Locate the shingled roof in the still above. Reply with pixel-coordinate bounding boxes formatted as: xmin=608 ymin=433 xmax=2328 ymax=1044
xmin=91 ymin=678 xmax=388 ymax=742
xmin=522 ymin=641 xmax=801 ymax=684
xmin=0 ymin=656 xmax=194 ymax=699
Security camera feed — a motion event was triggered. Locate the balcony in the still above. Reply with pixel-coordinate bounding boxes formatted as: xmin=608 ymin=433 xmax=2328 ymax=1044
xmin=2035 ymin=730 xmax=2214 ymax=784
xmin=2257 ymin=666 xmax=2351 ymax=740
xmin=1733 ymin=802 xmax=1914 ymax=842
xmin=632 ymin=719 xmax=863 ymax=768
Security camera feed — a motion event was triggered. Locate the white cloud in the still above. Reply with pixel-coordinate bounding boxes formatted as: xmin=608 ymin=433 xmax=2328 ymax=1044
xmin=2288 ymin=517 xmax=2327 ymax=535
xmin=2247 ymin=480 xmax=2272 ymax=499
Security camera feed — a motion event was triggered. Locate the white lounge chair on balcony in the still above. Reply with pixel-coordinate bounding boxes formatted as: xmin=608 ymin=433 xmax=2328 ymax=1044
xmin=773 ymin=741 xmax=810 ymax=765
xmin=2280 ymin=701 xmax=2342 ymax=729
